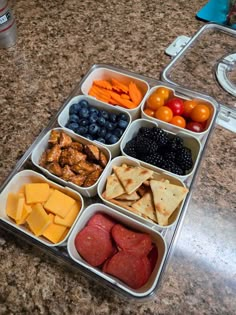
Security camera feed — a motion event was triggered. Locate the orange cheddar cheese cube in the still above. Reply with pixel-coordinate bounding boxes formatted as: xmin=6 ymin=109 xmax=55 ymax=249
xmin=26 ymin=203 xmax=51 ymax=236
xmin=6 ymin=193 xmax=25 ymax=221
xmin=43 ymin=213 xmax=68 ymax=243
xmin=54 ymin=201 xmax=80 ymax=227
xmin=16 ymin=203 xmax=32 ymax=225
xmin=44 ymin=189 xmax=76 ymax=218
xmin=25 ymin=183 xmax=50 ymax=204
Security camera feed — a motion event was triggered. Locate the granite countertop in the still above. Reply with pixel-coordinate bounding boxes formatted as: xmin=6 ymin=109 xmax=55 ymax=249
xmin=0 ymin=0 xmax=236 ymax=314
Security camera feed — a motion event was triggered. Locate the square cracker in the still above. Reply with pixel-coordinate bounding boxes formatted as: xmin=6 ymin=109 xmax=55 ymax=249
xmin=113 ymin=165 xmax=153 ymax=194
xmin=150 ymin=180 xmax=188 ymax=226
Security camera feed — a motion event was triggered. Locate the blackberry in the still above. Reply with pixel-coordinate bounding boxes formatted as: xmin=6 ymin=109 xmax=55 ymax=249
xmin=176 ymin=147 xmax=193 ymax=171
xmin=150 ymin=127 xmax=164 ymax=141
xmin=168 ymin=136 xmax=184 ymax=151
xmin=135 ymin=136 xmax=159 ymax=156
xmin=124 ymin=139 xmax=137 ymax=158
xmin=142 ymin=153 xmax=164 ymax=168
xmin=163 ymin=150 xmax=176 ymax=162
xmin=156 ymin=131 xmax=169 ymax=147
xmin=161 ymin=160 xmax=185 ymax=175
xmin=169 ymin=163 xmax=185 ymax=176
xmin=137 ymin=127 xmax=152 ymax=139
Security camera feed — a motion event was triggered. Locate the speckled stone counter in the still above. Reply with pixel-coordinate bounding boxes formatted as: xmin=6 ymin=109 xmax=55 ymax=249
xmin=0 ymin=1 xmax=236 ymax=314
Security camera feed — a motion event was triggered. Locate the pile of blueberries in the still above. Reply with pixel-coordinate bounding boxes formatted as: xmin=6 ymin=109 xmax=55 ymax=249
xmin=65 ymin=99 xmax=129 ymax=145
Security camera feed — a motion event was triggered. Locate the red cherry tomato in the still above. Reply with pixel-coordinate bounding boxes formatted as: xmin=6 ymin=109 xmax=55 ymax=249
xmin=165 ymin=97 xmax=184 ymax=116
xmin=170 ymin=116 xmax=186 ymax=128
xmin=190 ymin=104 xmax=210 ymax=123
xmin=186 ymin=121 xmax=204 ymax=133
xmin=155 ymin=106 xmax=173 ymax=122
xmin=183 ymin=100 xmax=197 ymax=118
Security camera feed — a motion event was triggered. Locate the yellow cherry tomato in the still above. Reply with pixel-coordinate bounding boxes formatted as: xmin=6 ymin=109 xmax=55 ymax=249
xmin=155 ymin=86 xmax=172 ymax=101
xmin=144 ymin=108 xmax=155 ymax=117
xmin=190 ymin=104 xmax=210 ymax=122
xmin=170 ymin=116 xmax=186 ymax=128
xmin=146 ymin=92 xmax=165 ymax=111
xmin=155 ymin=106 xmax=173 ymax=122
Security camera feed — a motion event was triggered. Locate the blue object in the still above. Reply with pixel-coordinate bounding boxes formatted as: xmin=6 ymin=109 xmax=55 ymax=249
xmin=196 ymin=0 xmax=236 ymax=29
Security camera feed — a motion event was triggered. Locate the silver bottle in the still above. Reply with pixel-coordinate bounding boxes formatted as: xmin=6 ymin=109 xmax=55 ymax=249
xmin=0 ymin=0 xmax=17 ymax=48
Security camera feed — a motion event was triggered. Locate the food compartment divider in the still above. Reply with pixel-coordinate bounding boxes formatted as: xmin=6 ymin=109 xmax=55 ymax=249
xmin=0 ymin=64 xmax=218 ymax=301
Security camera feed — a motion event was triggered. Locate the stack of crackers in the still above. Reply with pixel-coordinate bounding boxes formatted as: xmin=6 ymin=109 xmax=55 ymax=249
xmin=102 ymin=164 xmax=189 ymax=226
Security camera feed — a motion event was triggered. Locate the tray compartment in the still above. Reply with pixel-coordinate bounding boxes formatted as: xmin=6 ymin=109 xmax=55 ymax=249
xmin=67 ymin=203 xmax=167 ymax=298
xmin=97 ymin=156 xmax=188 ymax=230
xmin=120 ymin=118 xmax=201 ymax=182
xmin=58 ymin=95 xmax=132 ymax=157
xmin=31 ymin=127 xmax=111 ymax=198
xmin=0 ymin=170 xmax=84 ymax=247
xmin=141 ymin=84 xmax=217 ymax=139
xmin=81 ymin=66 xmax=150 ymax=120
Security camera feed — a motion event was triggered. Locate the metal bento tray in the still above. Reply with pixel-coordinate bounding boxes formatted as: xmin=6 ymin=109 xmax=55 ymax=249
xmin=0 ymin=64 xmax=219 ymax=301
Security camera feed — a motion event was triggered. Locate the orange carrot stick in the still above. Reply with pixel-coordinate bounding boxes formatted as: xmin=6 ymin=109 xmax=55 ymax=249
xmin=93 ymin=80 xmax=113 ymax=90
xmin=110 ymin=91 xmax=136 ymax=109
xmin=111 ymin=78 xmax=129 ymax=94
xmin=128 ymin=82 xmax=143 ymax=106
xmin=121 ymin=94 xmax=130 ymax=100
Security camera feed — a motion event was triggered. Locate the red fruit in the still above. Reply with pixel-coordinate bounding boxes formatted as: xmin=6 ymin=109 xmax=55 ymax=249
xmin=186 ymin=121 xmax=204 ymax=133
xmin=165 ymin=97 xmax=184 ymax=116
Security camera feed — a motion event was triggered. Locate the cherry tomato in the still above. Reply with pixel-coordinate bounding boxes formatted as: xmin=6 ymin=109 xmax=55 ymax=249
xmin=170 ymin=116 xmax=186 ymax=128
xmin=190 ymin=104 xmax=210 ymax=123
xmin=155 ymin=87 xmax=171 ymax=101
xmin=155 ymin=106 xmax=173 ymax=122
xmin=186 ymin=121 xmax=204 ymax=132
xmin=183 ymin=100 xmax=197 ymax=118
xmin=144 ymin=108 xmax=155 ymax=117
xmin=146 ymin=92 xmax=165 ymax=111
xmin=165 ymin=97 xmax=184 ymax=116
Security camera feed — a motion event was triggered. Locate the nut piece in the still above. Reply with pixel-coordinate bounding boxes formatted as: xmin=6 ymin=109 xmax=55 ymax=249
xmin=83 ymin=169 xmax=102 ymax=187
xmin=59 ymin=132 xmax=73 ymax=148
xmin=47 ymin=145 xmax=61 ymax=163
xmin=84 ymin=144 xmax=100 ymax=161
xmin=46 ymin=162 xmax=63 ymax=177
xmin=48 ymin=130 xmax=60 ymax=145
xmin=99 ymin=152 xmax=108 ymax=168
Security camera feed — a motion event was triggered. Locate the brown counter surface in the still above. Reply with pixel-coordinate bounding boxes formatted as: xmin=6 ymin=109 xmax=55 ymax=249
xmin=0 ymin=1 xmax=235 ymax=314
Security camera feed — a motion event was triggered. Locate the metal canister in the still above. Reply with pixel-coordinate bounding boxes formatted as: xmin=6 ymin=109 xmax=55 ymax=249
xmin=0 ymin=0 xmax=17 ymax=48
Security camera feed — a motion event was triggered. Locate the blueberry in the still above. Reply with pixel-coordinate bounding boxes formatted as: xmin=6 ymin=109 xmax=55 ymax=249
xmin=89 ymin=107 xmax=99 ymax=115
xmin=118 ymin=113 xmax=128 ymax=121
xmin=67 ymin=122 xmax=79 ymax=132
xmin=77 ymin=126 xmax=88 ymax=135
xmin=118 ymin=119 xmax=129 ymax=129
xmin=69 ymin=114 xmax=79 ymax=123
xmin=113 ymin=128 xmax=123 ymax=138
xmin=98 ymin=127 xmax=107 ymax=138
xmin=69 ymin=103 xmax=82 ymax=115
xmin=89 ymin=123 xmax=100 ymax=135
xmin=96 ymin=137 xmax=106 ymax=144
xmin=79 ymin=118 xmax=89 ymax=126
xmin=79 ymin=107 xmax=89 ymax=118
xmin=78 ymin=100 xmax=89 ymax=108
xmin=84 ymin=134 xmax=94 ymax=141
xmin=97 ymin=116 xmax=106 ymax=127
xmin=100 ymin=110 xmax=109 ymax=120
xmin=109 ymin=113 xmax=117 ymax=123
xmin=89 ymin=113 xmax=98 ymax=124
xmin=107 ymin=134 xmax=119 ymax=144
xmin=105 ymin=132 xmax=112 ymax=142
xmin=106 ymin=122 xmax=116 ymax=131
